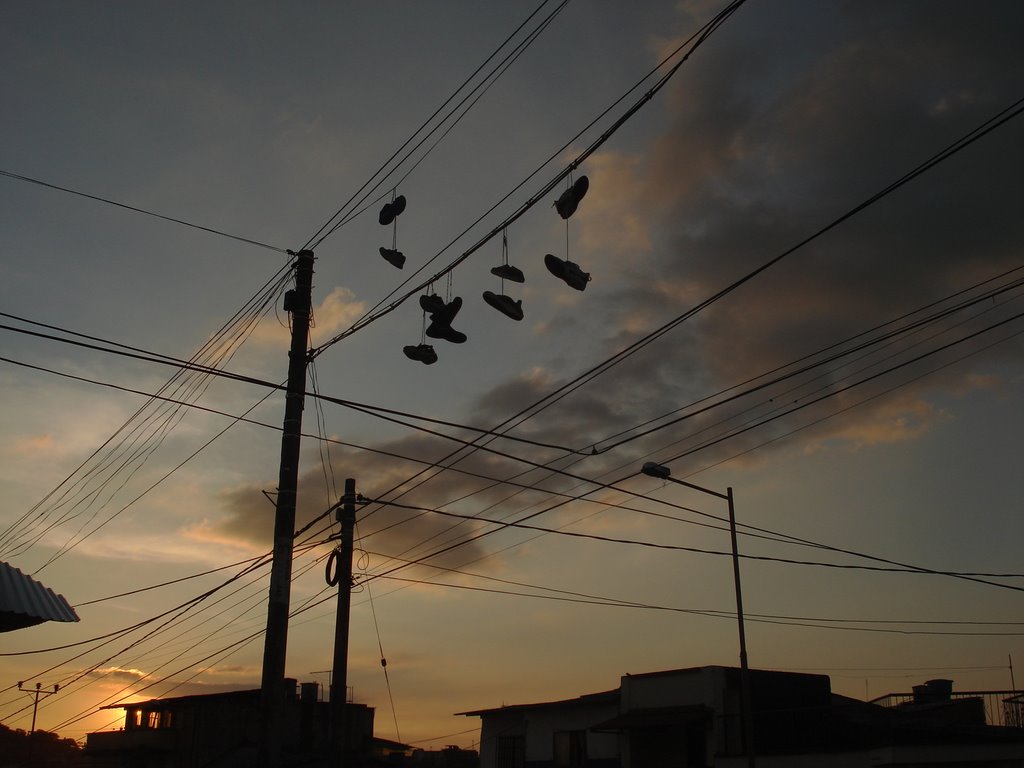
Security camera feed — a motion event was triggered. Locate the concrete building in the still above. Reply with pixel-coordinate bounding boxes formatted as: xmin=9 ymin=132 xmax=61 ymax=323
xmin=461 ymin=666 xmax=1024 ymax=768
xmin=85 ymin=680 xmax=406 ymax=767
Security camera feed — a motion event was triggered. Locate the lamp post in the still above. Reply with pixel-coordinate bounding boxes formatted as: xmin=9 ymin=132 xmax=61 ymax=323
xmin=641 ymin=462 xmax=755 ymax=768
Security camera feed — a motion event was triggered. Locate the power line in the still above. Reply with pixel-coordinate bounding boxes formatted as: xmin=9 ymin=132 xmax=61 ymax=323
xmin=310 ymin=0 xmax=749 ymax=355
xmin=0 ymin=168 xmax=289 ymax=254
xmin=323 ymin=96 xmax=1024 ymax=584
xmin=303 ymin=0 xmax=569 ymax=251
xmin=362 ymin=499 xmax=1024 ymax=587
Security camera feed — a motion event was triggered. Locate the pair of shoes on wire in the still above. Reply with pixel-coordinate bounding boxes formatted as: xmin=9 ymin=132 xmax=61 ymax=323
xmin=403 ymin=343 xmax=437 ymax=365
xmin=425 ymin=296 xmax=467 ymax=344
xmin=380 ymin=247 xmax=405 ymax=269
xmin=544 ymin=253 xmax=590 ymax=291
xmin=554 ymin=175 xmax=589 ymax=220
xmin=490 ymin=264 xmax=525 ymax=283
xmin=483 ymin=290 xmax=523 ymax=321
xmin=379 ymin=195 xmax=407 ymax=226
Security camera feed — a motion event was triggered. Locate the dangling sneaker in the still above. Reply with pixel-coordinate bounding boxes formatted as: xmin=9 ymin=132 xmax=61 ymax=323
xmin=490 ymin=264 xmax=525 ymax=283
xmin=379 ymin=247 xmax=405 ymax=269
xmin=426 ymin=296 xmax=467 ymax=343
xmin=379 ymin=195 xmax=408 ymax=226
xmin=483 ymin=291 xmax=524 ymax=321
xmin=554 ymin=175 xmax=589 ymax=220
xmin=403 ymin=343 xmax=437 ymax=365
xmin=544 ymin=254 xmax=590 ymax=291
xmin=419 ymin=293 xmax=446 ymax=314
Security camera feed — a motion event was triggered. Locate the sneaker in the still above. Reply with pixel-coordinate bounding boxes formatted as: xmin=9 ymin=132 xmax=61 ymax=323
xmin=419 ymin=293 xmax=446 ymax=314
xmin=378 ymin=195 xmax=408 ymax=226
xmin=425 ymin=296 xmax=467 ymax=343
xmin=483 ymin=291 xmax=524 ymax=321
xmin=379 ymin=247 xmax=405 ymax=269
xmin=554 ymin=175 xmax=589 ymax=220
xmin=490 ymin=264 xmax=525 ymax=283
xmin=544 ymin=253 xmax=590 ymax=291
xmin=403 ymin=343 xmax=437 ymax=365
xmin=426 ymin=322 xmax=467 ymax=344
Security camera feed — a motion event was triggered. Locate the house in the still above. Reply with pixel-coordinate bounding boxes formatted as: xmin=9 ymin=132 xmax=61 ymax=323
xmin=460 ymin=666 xmax=1024 ymax=767
xmin=85 ymin=679 xmax=405 ymax=767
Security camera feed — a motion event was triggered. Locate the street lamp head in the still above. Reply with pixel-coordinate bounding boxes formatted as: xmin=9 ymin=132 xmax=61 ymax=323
xmin=641 ymin=462 xmax=672 ymax=480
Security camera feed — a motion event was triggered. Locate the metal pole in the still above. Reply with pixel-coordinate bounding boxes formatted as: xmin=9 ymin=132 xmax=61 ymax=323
xmin=727 ymin=488 xmax=755 ymax=768
xmin=259 ymin=249 xmax=315 ymax=768
xmin=331 ymin=478 xmax=357 ymax=766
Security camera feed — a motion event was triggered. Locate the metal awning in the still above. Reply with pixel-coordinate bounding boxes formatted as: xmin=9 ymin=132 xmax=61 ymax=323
xmin=0 ymin=561 xmax=79 ymax=632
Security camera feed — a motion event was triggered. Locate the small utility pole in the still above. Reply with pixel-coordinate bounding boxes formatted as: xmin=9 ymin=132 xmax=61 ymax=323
xmin=259 ymin=249 xmax=315 ymax=768
xmin=331 ymin=478 xmax=357 ymax=765
xmin=18 ymin=681 xmax=59 ymax=735
xmin=18 ymin=681 xmax=58 ymax=764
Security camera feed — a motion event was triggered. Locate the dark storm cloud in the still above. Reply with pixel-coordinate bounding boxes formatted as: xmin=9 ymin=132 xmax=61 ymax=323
xmin=423 ymin=0 xmax=1024 ymax=484
xmin=522 ymin=0 xmax=1024 ymax=464
xmin=210 ymin=428 xmax=576 ymax=568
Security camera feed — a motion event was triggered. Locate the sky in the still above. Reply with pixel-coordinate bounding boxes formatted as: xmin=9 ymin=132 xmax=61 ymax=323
xmin=1 ymin=0 xmax=1022 ymax=751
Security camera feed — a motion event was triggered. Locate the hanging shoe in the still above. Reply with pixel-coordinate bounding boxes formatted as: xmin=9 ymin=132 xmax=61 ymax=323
xmin=379 ymin=195 xmax=408 ymax=226
xmin=490 ymin=264 xmax=525 ymax=283
xmin=403 ymin=343 xmax=437 ymax=365
xmin=425 ymin=296 xmax=467 ymax=343
xmin=419 ymin=293 xmax=446 ymax=314
xmin=426 ymin=322 xmax=467 ymax=344
xmin=554 ymin=175 xmax=589 ymax=220
xmin=379 ymin=247 xmax=406 ymax=269
xmin=544 ymin=253 xmax=590 ymax=291
xmin=483 ymin=291 xmax=524 ymax=321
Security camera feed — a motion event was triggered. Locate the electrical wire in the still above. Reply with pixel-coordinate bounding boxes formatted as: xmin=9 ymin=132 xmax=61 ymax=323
xmin=302 ymin=0 xmax=568 ymax=251
xmin=310 ymin=0 xmax=749 ymax=355
xmin=0 ymin=168 xmax=289 ymax=254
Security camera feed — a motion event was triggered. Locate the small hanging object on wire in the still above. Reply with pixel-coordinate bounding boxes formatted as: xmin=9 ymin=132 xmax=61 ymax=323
xmin=379 ymin=189 xmax=408 ymax=269
xmin=403 ymin=343 xmax=437 ymax=364
xmin=483 ymin=229 xmax=524 ymax=321
xmin=379 ymin=192 xmax=407 ymax=226
xmin=425 ymin=273 xmax=467 ymax=344
xmin=404 ymin=281 xmax=440 ymax=365
xmin=554 ymin=174 xmax=589 ymax=219
xmin=544 ymin=254 xmax=590 ymax=290
xmin=483 ymin=290 xmax=523 ymax=321
xmin=379 ymin=246 xmax=405 ymax=269
xmin=545 ymin=172 xmax=591 ymax=291
xmin=490 ymin=229 xmax=525 ymax=283
xmin=426 ymin=295 xmax=467 ymax=343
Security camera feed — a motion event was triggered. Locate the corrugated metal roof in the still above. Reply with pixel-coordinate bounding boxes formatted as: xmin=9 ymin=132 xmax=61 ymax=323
xmin=0 ymin=561 xmax=79 ymax=632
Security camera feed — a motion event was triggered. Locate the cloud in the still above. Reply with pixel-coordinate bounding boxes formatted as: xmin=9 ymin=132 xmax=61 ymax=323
xmin=2 ymin=433 xmax=58 ymax=458
xmin=520 ymin=0 xmax=1024 ymax=470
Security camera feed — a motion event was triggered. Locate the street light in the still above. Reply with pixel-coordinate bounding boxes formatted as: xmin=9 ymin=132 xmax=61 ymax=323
xmin=641 ymin=462 xmax=755 ymax=768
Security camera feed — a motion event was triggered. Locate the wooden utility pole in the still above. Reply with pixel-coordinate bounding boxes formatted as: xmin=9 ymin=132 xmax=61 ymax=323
xmin=258 ymin=249 xmax=315 ymax=768
xmin=330 ymin=478 xmax=357 ymax=765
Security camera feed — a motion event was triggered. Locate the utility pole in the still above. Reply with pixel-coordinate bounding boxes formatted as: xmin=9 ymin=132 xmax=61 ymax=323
xmin=18 ymin=681 xmax=58 ymax=764
xmin=330 ymin=478 xmax=357 ymax=766
xmin=258 ymin=249 xmax=315 ymax=768
xmin=726 ymin=487 xmax=756 ymax=768
xmin=18 ymin=681 xmax=59 ymax=735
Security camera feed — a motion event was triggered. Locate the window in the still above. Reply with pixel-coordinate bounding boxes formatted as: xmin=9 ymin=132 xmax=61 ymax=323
xmin=495 ymin=734 xmax=524 ymax=768
xmin=147 ymin=711 xmax=161 ymax=729
xmin=553 ymin=730 xmax=587 ymax=766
